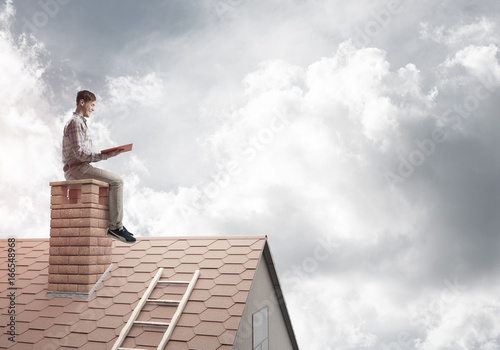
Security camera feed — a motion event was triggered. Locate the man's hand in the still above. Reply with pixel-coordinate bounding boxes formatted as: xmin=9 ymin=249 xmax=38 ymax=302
xmin=106 ymin=149 xmax=124 ymax=158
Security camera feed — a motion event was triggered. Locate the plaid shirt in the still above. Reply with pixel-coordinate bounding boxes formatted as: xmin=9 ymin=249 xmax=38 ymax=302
xmin=62 ymin=113 xmax=105 ymax=166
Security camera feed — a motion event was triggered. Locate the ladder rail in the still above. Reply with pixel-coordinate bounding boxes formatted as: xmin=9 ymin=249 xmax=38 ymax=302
xmin=147 ymin=299 xmax=180 ymax=304
xmin=157 ymin=269 xmax=200 ymax=350
xmin=134 ymin=320 xmax=170 ymax=326
xmin=112 ymin=268 xmax=165 ymax=350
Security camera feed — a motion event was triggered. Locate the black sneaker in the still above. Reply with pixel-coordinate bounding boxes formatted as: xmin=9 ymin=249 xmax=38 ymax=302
xmin=107 ymin=226 xmax=136 ymax=244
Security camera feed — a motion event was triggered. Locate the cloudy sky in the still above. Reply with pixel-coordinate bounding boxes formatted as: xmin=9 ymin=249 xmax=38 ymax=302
xmin=2 ymin=0 xmax=500 ymax=348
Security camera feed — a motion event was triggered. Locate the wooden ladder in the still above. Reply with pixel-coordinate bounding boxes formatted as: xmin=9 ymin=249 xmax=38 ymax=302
xmin=112 ymin=268 xmax=200 ymax=350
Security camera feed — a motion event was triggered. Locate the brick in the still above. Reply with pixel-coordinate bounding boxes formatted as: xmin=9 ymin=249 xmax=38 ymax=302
xmin=77 ymin=284 xmax=93 ymax=293
xmin=49 ymin=255 xmax=69 ymax=265
xmin=60 ymin=208 xmax=82 ymax=219
xmin=79 ymin=265 xmax=102 ymax=275
xmin=81 ymin=193 xmax=99 ymax=204
xmin=59 ymin=246 xmax=79 ymax=256
xmin=48 ymin=265 xmax=59 ymax=274
xmin=95 ymin=264 xmax=109 ymax=274
xmin=59 ymin=284 xmax=79 ymax=293
xmin=69 ymin=237 xmax=98 ymax=246
xmin=51 ymin=218 xmax=70 ymax=228
xmin=97 ymin=255 xmax=112 ymax=265
xmin=104 ymin=247 xmax=113 ymax=255
xmin=51 ymin=185 xmax=68 ymax=196
xmin=59 ymin=265 xmax=79 ymax=274
xmin=59 ymin=227 xmax=79 ymax=237
xmin=98 ymin=219 xmax=109 ymax=228
xmin=99 ymin=187 xmax=109 ymax=196
xmin=47 ymin=283 xmax=58 ymax=292
xmin=68 ymin=188 xmax=81 ymax=198
xmin=98 ymin=237 xmax=113 ymax=247
xmin=81 ymin=184 xmax=100 ymax=195
xmin=51 ymin=195 xmax=68 ymax=206
xmin=79 ymin=247 xmax=106 ymax=256
xmin=92 ymin=247 xmax=107 ymax=255
xmin=69 ymin=255 xmax=98 ymax=265
xmin=68 ymin=274 xmax=98 ymax=284
xmin=81 ymin=208 xmax=106 ymax=219
xmin=49 ymin=274 xmax=68 ymax=284
xmin=69 ymin=217 xmax=88 ymax=227
xmin=50 ymin=237 xmax=69 ymax=247
xmin=79 ymin=227 xmax=106 ymax=237
xmin=49 ymin=228 xmax=60 ymax=237
xmin=99 ymin=195 xmax=108 ymax=206
xmin=49 ymin=247 xmax=59 ymax=256
xmin=51 ymin=210 xmax=61 ymax=219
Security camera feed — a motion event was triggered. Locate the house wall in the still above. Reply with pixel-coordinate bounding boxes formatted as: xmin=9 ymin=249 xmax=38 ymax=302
xmin=233 ymin=254 xmax=295 ymax=350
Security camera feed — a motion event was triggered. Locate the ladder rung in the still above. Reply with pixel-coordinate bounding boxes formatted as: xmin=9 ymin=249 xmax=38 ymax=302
xmin=157 ymin=280 xmax=189 ymax=284
xmin=134 ymin=320 xmax=170 ymax=326
xmin=147 ymin=299 xmax=180 ymax=304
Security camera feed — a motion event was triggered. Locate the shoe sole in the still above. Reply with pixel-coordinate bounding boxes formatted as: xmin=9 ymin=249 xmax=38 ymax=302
xmin=107 ymin=231 xmax=135 ymax=244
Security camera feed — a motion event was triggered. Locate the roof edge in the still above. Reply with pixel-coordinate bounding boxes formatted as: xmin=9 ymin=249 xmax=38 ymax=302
xmin=262 ymin=240 xmax=300 ymax=350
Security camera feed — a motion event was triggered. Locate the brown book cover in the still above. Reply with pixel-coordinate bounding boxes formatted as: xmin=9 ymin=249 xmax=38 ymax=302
xmin=101 ymin=143 xmax=133 ymax=154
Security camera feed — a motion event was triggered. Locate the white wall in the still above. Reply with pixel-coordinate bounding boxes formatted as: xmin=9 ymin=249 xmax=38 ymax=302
xmin=233 ymin=253 xmax=295 ymax=350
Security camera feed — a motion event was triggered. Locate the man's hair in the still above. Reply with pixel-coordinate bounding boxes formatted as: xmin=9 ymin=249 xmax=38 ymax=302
xmin=76 ymin=90 xmax=96 ymax=105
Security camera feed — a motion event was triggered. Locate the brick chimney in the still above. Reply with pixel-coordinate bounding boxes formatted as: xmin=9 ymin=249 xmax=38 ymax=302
xmin=48 ymin=179 xmax=113 ymax=296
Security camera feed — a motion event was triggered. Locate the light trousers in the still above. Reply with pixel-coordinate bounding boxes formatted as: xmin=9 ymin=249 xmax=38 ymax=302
xmin=64 ymin=163 xmax=123 ymax=230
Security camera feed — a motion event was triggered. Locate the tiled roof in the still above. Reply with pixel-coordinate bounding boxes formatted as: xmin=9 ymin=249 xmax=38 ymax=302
xmin=0 ymin=236 xmax=267 ymax=350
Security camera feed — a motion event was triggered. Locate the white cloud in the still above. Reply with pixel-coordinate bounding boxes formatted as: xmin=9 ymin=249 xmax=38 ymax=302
xmin=420 ymin=17 xmax=497 ymax=48
xmin=414 ymin=288 xmax=500 ymax=350
xmin=105 ymin=73 xmax=165 ymax=107
xmin=444 ymin=44 xmax=500 ymax=83
xmin=0 ymin=4 xmax=61 ymax=238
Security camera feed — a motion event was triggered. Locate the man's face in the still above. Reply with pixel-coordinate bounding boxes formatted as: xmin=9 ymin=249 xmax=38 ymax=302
xmin=80 ymin=100 xmax=95 ymax=118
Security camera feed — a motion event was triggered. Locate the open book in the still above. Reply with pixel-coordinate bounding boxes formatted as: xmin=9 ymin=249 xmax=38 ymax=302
xmin=101 ymin=143 xmax=133 ymax=154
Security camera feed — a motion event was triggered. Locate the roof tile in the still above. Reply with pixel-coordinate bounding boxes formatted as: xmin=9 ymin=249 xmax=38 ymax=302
xmin=207 ymin=240 xmax=231 ymax=250
xmin=195 ymin=278 xmax=216 ymax=290
xmin=188 ymin=334 xmax=220 ymax=350
xmin=209 ymin=285 xmax=239 ymax=297
xmin=87 ymin=327 xmax=116 ymax=342
xmin=165 ymin=340 xmax=190 ymax=350
xmin=96 ymin=315 xmax=125 ymax=329
xmin=166 ymin=240 xmax=190 ymax=250
xmin=44 ymin=324 xmax=70 ymax=339
xmin=177 ymin=313 xmax=202 ymax=327
xmin=223 ymin=316 xmax=241 ymax=330
xmin=219 ymin=329 xmax=238 ymax=345
xmin=214 ymin=274 xmax=243 ymax=286
xmin=194 ymin=321 xmax=226 ymax=336
xmin=59 ymin=332 xmax=88 ymax=348
xmin=135 ymin=330 xmax=167 ymax=348
xmin=205 ymin=296 xmax=234 ymax=309
xmin=70 ymin=319 xmax=97 ymax=334
xmin=199 ymin=309 xmax=230 ymax=322
xmin=20 ymin=329 xmax=44 ymax=343
xmin=184 ymin=246 xmax=208 ymax=255
xmin=28 ymin=317 xmax=53 ymax=330
xmin=183 ymin=301 xmax=206 ymax=314
xmin=232 ymin=291 xmax=250 ymax=303
xmin=53 ymin=312 xmax=80 ymax=326
xmin=228 ymin=303 xmax=246 ymax=316
xmin=198 ymin=259 xmax=224 ymax=269
xmin=171 ymin=326 xmax=196 ymax=341
xmin=218 ymin=264 xmax=246 ymax=274
xmin=80 ymin=307 xmax=105 ymax=321
xmin=203 ymin=250 xmax=228 ymax=259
